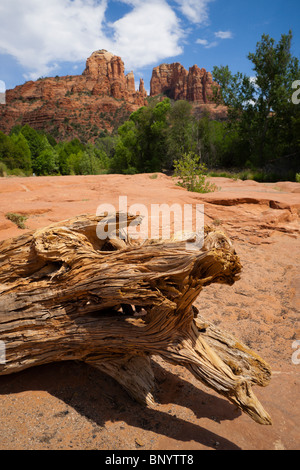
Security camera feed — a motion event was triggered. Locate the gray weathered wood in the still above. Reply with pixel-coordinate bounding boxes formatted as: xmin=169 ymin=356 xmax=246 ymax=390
xmin=0 ymin=213 xmax=272 ymax=425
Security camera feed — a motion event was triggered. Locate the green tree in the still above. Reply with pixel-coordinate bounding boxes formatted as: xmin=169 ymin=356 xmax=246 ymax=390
xmin=66 ymin=148 xmax=106 ymax=175
xmin=1 ymin=125 xmax=111 ymax=176
xmin=20 ymin=125 xmax=47 ymax=161
xmin=76 ymin=151 xmax=100 ymax=175
xmin=56 ymin=138 xmax=85 ymax=174
xmin=0 ymin=131 xmax=16 ymax=169
xmin=110 ymin=120 xmax=138 ymax=173
xmin=33 ymin=147 xmax=58 ymax=175
xmin=65 ymin=152 xmax=79 ymax=174
xmin=0 ymin=131 xmax=32 ymax=172
xmin=213 ymin=30 xmax=300 ymax=168
xmin=110 ymin=99 xmax=171 ymax=173
xmin=130 ymin=98 xmax=171 ymax=172
xmin=85 ymin=144 xmax=109 ymax=173
xmin=10 ymin=133 xmax=32 ymax=171
xmin=95 ymin=134 xmax=118 ymax=159
xmin=166 ymin=100 xmax=196 ymax=165
xmin=110 ymin=139 xmax=137 ymax=174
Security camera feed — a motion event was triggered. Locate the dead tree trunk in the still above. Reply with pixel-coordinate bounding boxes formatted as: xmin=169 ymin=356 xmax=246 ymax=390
xmin=0 ymin=213 xmax=272 ymax=425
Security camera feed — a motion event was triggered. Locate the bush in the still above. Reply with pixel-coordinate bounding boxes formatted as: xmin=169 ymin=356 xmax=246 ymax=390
xmin=8 ymin=168 xmax=28 ymax=177
xmin=5 ymin=212 xmax=28 ymax=229
xmin=173 ymin=152 xmax=218 ymax=193
xmin=0 ymin=162 xmax=8 ymax=177
xmin=33 ymin=148 xmax=59 ymax=175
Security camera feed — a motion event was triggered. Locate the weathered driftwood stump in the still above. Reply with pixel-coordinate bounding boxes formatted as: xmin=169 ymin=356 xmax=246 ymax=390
xmin=0 ymin=213 xmax=272 ymax=425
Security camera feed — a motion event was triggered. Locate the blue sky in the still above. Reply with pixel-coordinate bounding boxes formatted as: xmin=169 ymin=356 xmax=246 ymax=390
xmin=0 ymin=0 xmax=299 ymax=93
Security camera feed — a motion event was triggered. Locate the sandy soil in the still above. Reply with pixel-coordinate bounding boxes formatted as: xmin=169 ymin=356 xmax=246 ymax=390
xmin=0 ymin=173 xmax=299 ymax=450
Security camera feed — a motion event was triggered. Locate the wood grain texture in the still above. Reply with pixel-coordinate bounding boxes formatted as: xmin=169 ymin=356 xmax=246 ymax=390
xmin=0 ymin=213 xmax=272 ymax=425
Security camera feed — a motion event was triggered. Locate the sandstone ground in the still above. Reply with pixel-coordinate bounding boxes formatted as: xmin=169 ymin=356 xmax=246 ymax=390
xmin=0 ymin=173 xmax=299 ymax=450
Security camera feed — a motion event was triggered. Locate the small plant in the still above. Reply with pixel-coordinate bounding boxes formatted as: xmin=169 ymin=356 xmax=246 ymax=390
xmin=0 ymin=162 xmax=8 ymax=177
xmin=149 ymin=173 xmax=158 ymax=179
xmin=212 ymin=218 xmax=223 ymax=226
xmin=296 ymin=173 xmax=300 ymax=183
xmin=173 ymin=152 xmax=218 ymax=193
xmin=5 ymin=212 xmax=28 ymax=229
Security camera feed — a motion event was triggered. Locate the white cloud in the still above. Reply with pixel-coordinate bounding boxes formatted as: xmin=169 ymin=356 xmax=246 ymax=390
xmin=204 ymin=41 xmax=218 ymax=49
xmin=196 ymin=39 xmax=209 ymax=46
xmin=0 ymin=0 xmax=184 ymax=80
xmin=197 ymin=29 xmax=234 ymax=49
xmin=196 ymin=38 xmax=218 ymax=49
xmin=0 ymin=0 xmax=110 ymax=79
xmin=111 ymin=0 xmax=184 ymax=69
xmin=214 ymin=30 xmax=233 ymax=39
xmin=174 ymin=0 xmax=215 ymax=25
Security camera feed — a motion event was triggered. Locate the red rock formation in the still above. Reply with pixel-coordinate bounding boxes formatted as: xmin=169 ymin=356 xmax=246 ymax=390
xmin=0 ymin=50 xmax=148 ymax=141
xmin=139 ymin=78 xmax=147 ymax=99
xmin=150 ymin=62 xmax=218 ymax=104
xmin=150 ymin=62 xmax=227 ymax=119
xmin=150 ymin=63 xmax=188 ymax=100
xmin=0 ymin=53 xmax=227 ymax=142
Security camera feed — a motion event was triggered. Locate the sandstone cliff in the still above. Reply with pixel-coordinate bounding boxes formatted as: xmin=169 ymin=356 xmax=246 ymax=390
xmin=150 ymin=62 xmax=226 ymax=119
xmin=150 ymin=62 xmax=215 ymax=104
xmin=0 ymin=50 xmax=147 ymax=141
xmin=0 ymin=53 xmax=226 ymax=142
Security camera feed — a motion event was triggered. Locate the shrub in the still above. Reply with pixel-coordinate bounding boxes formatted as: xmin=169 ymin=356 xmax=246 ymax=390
xmin=8 ymin=168 xmax=27 ymax=177
xmin=0 ymin=162 xmax=8 ymax=177
xmin=5 ymin=212 xmax=28 ymax=229
xmin=173 ymin=152 xmax=218 ymax=193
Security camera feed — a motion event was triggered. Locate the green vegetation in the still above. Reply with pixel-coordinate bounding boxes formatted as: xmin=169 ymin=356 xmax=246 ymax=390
xmin=212 ymin=30 xmax=300 ymax=178
xmin=0 ymin=125 xmax=110 ymax=176
xmin=5 ymin=212 xmax=28 ymax=229
xmin=173 ymin=152 xmax=218 ymax=193
xmin=0 ymin=31 xmax=299 ymax=182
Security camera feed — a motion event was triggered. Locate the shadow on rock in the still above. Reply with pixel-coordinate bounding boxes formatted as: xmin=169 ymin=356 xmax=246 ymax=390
xmin=0 ymin=360 xmax=242 ymax=450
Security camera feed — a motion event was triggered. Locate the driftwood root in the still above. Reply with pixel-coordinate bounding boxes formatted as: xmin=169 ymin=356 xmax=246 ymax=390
xmin=0 ymin=213 xmax=272 ymax=425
